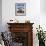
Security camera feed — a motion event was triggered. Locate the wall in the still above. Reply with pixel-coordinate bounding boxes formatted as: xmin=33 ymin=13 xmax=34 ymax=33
xmin=2 ymin=0 xmax=46 ymax=46
xmin=2 ymin=0 xmax=40 ymax=30
xmin=40 ymin=0 xmax=46 ymax=13
xmin=40 ymin=0 xmax=46 ymax=31
xmin=0 ymin=0 xmax=2 ymax=32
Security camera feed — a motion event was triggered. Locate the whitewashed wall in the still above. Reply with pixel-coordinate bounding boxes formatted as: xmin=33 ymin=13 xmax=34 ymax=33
xmin=40 ymin=0 xmax=46 ymax=32
xmin=0 ymin=0 xmax=2 ymax=32
xmin=2 ymin=0 xmax=46 ymax=46
xmin=2 ymin=0 xmax=40 ymax=31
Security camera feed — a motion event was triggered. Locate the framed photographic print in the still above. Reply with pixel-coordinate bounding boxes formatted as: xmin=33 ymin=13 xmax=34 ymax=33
xmin=15 ymin=3 xmax=26 ymax=16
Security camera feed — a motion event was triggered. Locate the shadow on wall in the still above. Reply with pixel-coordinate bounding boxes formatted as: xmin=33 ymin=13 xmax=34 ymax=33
xmin=40 ymin=0 xmax=46 ymax=13
xmin=0 ymin=0 xmax=2 ymax=32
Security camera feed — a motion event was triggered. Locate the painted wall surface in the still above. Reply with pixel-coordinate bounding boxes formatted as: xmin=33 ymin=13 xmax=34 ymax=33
xmin=40 ymin=0 xmax=46 ymax=13
xmin=2 ymin=0 xmax=40 ymax=31
xmin=40 ymin=0 xmax=46 ymax=32
xmin=0 ymin=0 xmax=2 ymax=32
xmin=2 ymin=0 xmax=46 ymax=46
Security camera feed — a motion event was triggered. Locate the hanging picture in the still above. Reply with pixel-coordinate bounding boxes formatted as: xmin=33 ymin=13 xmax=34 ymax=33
xmin=15 ymin=3 xmax=26 ymax=16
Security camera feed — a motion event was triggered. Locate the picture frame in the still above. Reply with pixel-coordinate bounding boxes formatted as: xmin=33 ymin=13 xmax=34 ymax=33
xmin=15 ymin=3 xmax=26 ymax=16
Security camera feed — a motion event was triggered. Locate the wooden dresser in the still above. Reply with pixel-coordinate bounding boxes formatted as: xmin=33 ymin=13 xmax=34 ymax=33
xmin=7 ymin=23 xmax=34 ymax=46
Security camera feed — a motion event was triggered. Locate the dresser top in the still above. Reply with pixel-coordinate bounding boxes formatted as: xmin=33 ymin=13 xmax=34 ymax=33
xmin=7 ymin=23 xmax=34 ymax=25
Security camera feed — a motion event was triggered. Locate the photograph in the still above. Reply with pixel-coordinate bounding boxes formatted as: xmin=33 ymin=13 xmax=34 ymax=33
xmin=15 ymin=3 xmax=26 ymax=16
